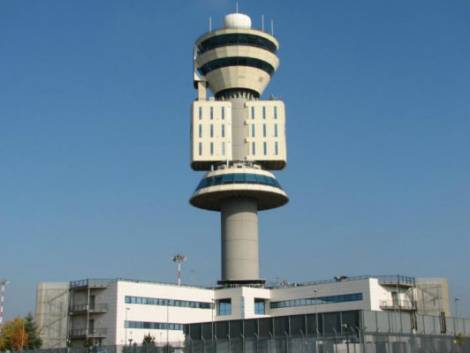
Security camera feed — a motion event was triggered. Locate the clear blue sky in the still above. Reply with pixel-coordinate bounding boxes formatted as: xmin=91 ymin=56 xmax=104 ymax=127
xmin=1 ymin=0 xmax=469 ymax=319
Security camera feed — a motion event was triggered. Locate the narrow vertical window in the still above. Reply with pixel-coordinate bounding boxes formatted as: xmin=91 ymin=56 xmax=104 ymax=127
xmin=252 ymin=142 xmax=256 ymax=155
xmin=222 ymin=142 xmax=225 ymax=156
xmin=251 ymin=106 xmax=255 ymax=119
xmin=275 ymin=142 xmax=279 ymax=155
xmin=210 ymin=142 xmax=214 ymax=156
xmin=274 ymin=124 xmax=278 ymax=137
xmin=263 ymin=124 xmax=267 ymax=138
xmin=210 ymin=107 xmax=214 ymax=120
xmin=221 ymin=124 xmax=225 ymax=138
xmin=263 ymin=142 xmax=267 ymax=155
xmin=198 ymin=107 xmax=202 ymax=120
xmin=198 ymin=143 xmax=202 ymax=156
xmin=210 ymin=124 xmax=214 ymax=138
xmin=262 ymin=106 xmax=266 ymax=119
xmin=251 ymin=124 xmax=255 ymax=137
xmin=198 ymin=124 xmax=202 ymax=138
xmin=221 ymin=107 xmax=225 ymax=120
xmin=274 ymin=106 xmax=278 ymax=119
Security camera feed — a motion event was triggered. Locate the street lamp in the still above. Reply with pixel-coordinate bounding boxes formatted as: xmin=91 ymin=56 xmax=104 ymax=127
xmin=125 ymin=307 xmax=130 ymax=345
xmin=313 ymin=289 xmax=319 ymax=336
xmin=454 ymin=298 xmax=461 ymax=318
xmin=211 ymin=297 xmax=215 ymax=340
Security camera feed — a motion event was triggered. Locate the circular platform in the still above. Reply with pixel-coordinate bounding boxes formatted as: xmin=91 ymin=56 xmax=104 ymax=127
xmin=190 ymin=167 xmax=288 ymax=211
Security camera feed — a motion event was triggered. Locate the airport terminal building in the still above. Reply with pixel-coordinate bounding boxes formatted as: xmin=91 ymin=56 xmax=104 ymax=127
xmin=36 ymin=275 xmax=453 ymax=348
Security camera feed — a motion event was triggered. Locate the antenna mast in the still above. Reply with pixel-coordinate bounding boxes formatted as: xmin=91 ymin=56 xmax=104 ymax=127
xmin=0 ymin=279 xmax=9 ymax=325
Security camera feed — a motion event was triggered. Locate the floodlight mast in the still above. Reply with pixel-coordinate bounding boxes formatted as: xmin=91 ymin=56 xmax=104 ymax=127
xmin=190 ymin=13 xmax=288 ymax=287
xmin=172 ymin=255 xmax=187 ymax=286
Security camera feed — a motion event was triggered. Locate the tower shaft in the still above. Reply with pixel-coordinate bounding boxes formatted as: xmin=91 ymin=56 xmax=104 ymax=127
xmin=221 ymin=198 xmax=259 ymax=284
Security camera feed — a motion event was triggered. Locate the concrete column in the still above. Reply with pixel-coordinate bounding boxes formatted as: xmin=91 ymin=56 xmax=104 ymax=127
xmin=221 ymin=198 xmax=259 ymax=282
xmin=230 ymin=98 xmax=249 ymax=161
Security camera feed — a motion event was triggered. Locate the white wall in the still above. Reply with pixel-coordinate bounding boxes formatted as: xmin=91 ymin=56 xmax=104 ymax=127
xmin=115 ymin=281 xmax=214 ymax=345
xmin=269 ymin=279 xmax=372 ymax=316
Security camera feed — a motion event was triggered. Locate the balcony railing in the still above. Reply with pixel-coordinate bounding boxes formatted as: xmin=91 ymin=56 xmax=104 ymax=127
xmin=380 ymin=300 xmax=416 ymax=311
xmin=70 ymin=328 xmax=107 ymax=338
xmin=378 ymin=275 xmax=416 ymax=287
xmin=69 ymin=303 xmax=108 ymax=314
xmin=70 ymin=279 xmax=111 ymax=289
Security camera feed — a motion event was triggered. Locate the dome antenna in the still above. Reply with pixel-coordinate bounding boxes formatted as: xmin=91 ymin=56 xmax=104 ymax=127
xmin=236 ymin=1 xmax=239 ymax=13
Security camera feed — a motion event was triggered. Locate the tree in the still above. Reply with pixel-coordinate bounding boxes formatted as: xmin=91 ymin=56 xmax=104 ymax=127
xmin=0 ymin=317 xmax=28 ymax=352
xmin=24 ymin=313 xmax=42 ymax=350
xmin=142 ymin=333 xmax=155 ymax=345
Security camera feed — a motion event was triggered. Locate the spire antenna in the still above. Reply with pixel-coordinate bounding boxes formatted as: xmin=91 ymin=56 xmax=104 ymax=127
xmin=261 ymin=14 xmax=265 ymax=31
xmin=236 ymin=1 xmax=239 ymax=13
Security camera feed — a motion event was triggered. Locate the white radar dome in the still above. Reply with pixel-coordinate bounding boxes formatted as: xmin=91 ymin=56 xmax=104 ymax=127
xmin=224 ymin=13 xmax=252 ymax=29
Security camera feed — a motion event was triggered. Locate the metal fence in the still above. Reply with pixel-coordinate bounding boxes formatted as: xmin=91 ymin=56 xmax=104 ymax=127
xmin=21 ymin=336 xmax=470 ymax=353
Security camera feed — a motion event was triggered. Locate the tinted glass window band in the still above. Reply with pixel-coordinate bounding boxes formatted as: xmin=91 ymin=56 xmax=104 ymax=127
xmin=198 ymin=33 xmax=277 ymax=55
xmin=199 ymin=57 xmax=275 ymax=77
xmin=195 ymin=173 xmax=282 ymax=191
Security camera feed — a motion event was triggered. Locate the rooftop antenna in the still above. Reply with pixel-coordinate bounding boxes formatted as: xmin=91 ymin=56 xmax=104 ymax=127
xmin=261 ymin=14 xmax=265 ymax=32
xmin=172 ymin=255 xmax=187 ymax=286
xmin=236 ymin=1 xmax=239 ymax=13
xmin=271 ymin=19 xmax=274 ymax=36
xmin=209 ymin=16 xmax=212 ymax=31
xmin=0 ymin=279 xmax=9 ymax=325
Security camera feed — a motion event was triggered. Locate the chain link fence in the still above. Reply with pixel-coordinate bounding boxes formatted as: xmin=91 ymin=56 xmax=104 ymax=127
xmin=19 ymin=334 xmax=470 ymax=353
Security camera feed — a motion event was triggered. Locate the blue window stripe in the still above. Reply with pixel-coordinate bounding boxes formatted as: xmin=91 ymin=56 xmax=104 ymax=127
xmin=270 ymin=293 xmax=363 ymax=309
xmin=195 ymin=173 xmax=282 ymax=191
xmin=125 ymin=296 xmax=212 ymax=309
xmin=125 ymin=321 xmax=183 ymax=331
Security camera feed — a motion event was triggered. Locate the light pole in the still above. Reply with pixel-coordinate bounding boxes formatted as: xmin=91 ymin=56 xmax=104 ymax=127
xmin=454 ymin=298 xmax=461 ymax=318
xmin=211 ymin=297 xmax=215 ymax=340
xmin=125 ymin=307 xmax=130 ymax=345
xmin=313 ymin=289 xmax=319 ymax=336
xmin=166 ymin=302 xmax=169 ymax=351
xmin=172 ymin=255 xmax=187 ymax=286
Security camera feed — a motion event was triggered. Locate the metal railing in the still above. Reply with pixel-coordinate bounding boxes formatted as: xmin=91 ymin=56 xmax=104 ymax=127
xmin=69 ymin=328 xmax=107 ymax=338
xmin=268 ymin=274 xmax=416 ymax=289
xmin=21 ymin=335 xmax=470 ymax=353
xmin=379 ymin=299 xmax=416 ymax=310
xmin=69 ymin=303 xmax=108 ymax=313
xmin=70 ymin=279 xmax=111 ymax=289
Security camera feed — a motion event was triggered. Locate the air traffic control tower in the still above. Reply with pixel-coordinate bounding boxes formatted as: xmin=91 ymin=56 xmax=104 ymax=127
xmin=190 ymin=13 xmax=288 ymax=287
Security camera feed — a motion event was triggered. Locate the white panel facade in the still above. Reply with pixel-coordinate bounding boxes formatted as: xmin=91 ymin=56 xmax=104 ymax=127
xmin=244 ymin=100 xmax=286 ymax=166
xmin=115 ymin=281 xmax=214 ymax=345
xmin=269 ymin=279 xmax=372 ymax=317
xmin=191 ymin=100 xmax=232 ymax=168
